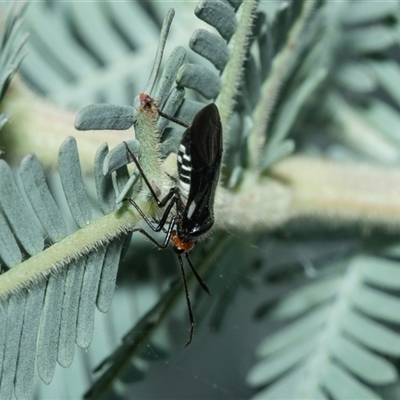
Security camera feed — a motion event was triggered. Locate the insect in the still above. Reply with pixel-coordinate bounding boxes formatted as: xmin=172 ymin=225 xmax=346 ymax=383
xmin=124 ymin=96 xmax=223 ymax=346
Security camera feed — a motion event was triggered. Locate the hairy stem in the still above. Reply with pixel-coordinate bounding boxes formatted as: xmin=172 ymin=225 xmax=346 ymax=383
xmin=2 ymin=155 xmax=400 ymax=299
xmin=0 ymin=80 xmax=133 ymax=172
xmin=272 ymin=157 xmax=400 ymax=232
xmin=0 ymin=203 xmax=141 ymax=300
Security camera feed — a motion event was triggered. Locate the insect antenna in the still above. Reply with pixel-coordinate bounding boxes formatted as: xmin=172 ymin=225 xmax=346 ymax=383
xmin=185 ymin=253 xmax=211 ymax=296
xmin=158 ymin=110 xmax=189 ymax=129
xmin=177 ymin=253 xmax=195 ymax=348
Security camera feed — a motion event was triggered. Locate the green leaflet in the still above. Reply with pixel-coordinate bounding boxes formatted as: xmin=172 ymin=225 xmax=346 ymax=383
xmin=0 ymin=1 xmax=239 ymax=397
xmin=20 ymin=154 xmax=67 ymax=242
xmin=2 ymin=0 xmax=400 ymax=398
xmin=0 ymin=160 xmax=44 ymax=255
xmin=14 ymin=285 xmax=45 ymax=399
xmin=195 ymin=0 xmax=237 ymax=41
xmin=75 ymin=104 xmax=136 ymax=131
xmin=37 ymin=271 xmax=66 ymax=385
xmin=248 ymin=255 xmax=400 ymax=399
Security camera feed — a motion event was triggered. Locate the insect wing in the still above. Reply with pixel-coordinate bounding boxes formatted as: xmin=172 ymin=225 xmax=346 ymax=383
xmin=178 ymin=104 xmax=223 ymax=238
xmin=190 ymin=104 xmax=223 ymax=169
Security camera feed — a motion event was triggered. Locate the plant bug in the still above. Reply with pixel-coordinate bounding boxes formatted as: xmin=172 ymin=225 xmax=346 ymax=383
xmin=124 ymin=95 xmax=223 ymax=346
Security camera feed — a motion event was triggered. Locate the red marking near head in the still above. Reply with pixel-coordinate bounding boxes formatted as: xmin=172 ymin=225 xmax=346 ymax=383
xmin=138 ymin=93 xmax=158 ymax=118
xmin=139 ymin=93 xmax=155 ymax=109
xmin=171 ymin=233 xmax=195 ymax=254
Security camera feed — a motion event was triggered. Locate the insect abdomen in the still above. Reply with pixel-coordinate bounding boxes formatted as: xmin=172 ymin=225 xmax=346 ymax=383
xmin=177 ymin=143 xmax=191 ymax=201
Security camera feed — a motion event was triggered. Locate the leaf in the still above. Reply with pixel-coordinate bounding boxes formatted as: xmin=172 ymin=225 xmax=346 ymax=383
xmin=248 ymin=255 xmax=400 ymax=399
xmin=189 ymin=29 xmax=229 ymax=71
xmin=0 ymin=3 xmax=245 ymax=396
xmin=195 ymin=0 xmax=237 ymax=41
xmin=19 ymin=1 xmax=231 ymax=109
xmin=57 ymin=261 xmax=83 ymax=368
xmin=248 ymin=336 xmax=315 ymax=387
xmin=75 ymin=104 xmax=136 ymax=131
xmin=94 ymin=143 xmax=117 ymax=214
xmin=58 ymin=137 xmax=93 ymax=227
xmin=340 ymin=1 xmax=398 ymax=25
xmin=256 ymin=306 xmax=328 ymax=357
xmin=20 ymin=153 xmax=67 ymax=242
xmin=96 ymin=238 xmax=124 ymax=313
xmin=369 ymin=60 xmax=400 ymax=108
xmin=336 ymin=62 xmax=377 ymax=93
xmin=352 ymin=286 xmax=400 ymax=324
xmin=153 ymin=46 xmax=187 ymax=108
xmin=0 ymin=209 xmax=22 ymax=267
xmin=176 ymin=63 xmax=221 ymax=99
xmin=322 ymin=362 xmax=382 ymax=400
xmin=0 ymin=1 xmax=28 ymax=103
xmin=37 ymin=271 xmax=66 ymax=384
xmin=0 ymin=140 xmax=130 ymax=397
xmin=14 ymin=285 xmax=45 ymax=399
xmin=8 ymin=1 xmax=398 ymax=399
xmin=344 ymin=26 xmax=396 ymax=54
xmin=267 ymin=276 xmax=340 ymax=319
xmin=331 ymin=336 xmax=396 ymax=385
xmin=247 ymin=0 xmax=322 ymax=170
xmin=356 ymin=255 xmax=400 ymax=289
xmin=358 ymin=99 xmax=400 ymax=146
xmin=0 ymin=160 xmax=44 ymax=255
xmin=327 ymin=92 xmax=400 ymax=164
xmin=0 ymin=294 xmax=25 ymax=399
xmin=342 ymin=309 xmax=400 ymax=357
xmin=103 ymin=139 xmax=140 ymax=176
xmin=265 ymin=63 xmax=326 ymax=151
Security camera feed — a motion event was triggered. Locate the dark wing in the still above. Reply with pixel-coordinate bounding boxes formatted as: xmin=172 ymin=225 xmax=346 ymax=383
xmin=190 ymin=104 xmax=223 ymax=169
xmin=180 ymin=104 xmax=223 ymax=239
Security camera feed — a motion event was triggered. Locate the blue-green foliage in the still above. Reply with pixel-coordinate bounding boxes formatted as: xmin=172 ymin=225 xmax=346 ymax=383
xmin=1 ymin=0 xmax=400 ymax=399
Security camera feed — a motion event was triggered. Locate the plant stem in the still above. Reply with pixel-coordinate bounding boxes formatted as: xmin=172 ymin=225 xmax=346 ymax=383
xmin=0 ymin=80 xmax=133 ymax=172
xmin=3 ymin=155 xmax=400 ymax=299
xmin=0 ymin=203 xmax=141 ymax=300
xmin=271 ymin=156 xmax=400 ymax=232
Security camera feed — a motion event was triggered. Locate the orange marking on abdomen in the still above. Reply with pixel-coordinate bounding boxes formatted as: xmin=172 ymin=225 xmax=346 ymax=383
xmin=171 ymin=233 xmax=195 ymax=253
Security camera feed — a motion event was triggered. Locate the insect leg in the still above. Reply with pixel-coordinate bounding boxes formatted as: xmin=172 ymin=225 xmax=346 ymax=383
xmin=178 ymin=254 xmax=195 ymax=348
xmin=185 ymin=254 xmax=211 ymax=296
xmin=134 ymin=215 xmax=178 ymax=249
xmin=125 ymin=193 xmax=177 ymax=232
xmin=123 ymin=141 xmax=176 ymax=207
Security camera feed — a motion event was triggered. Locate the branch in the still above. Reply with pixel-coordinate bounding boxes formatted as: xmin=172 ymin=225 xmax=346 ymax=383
xmin=0 ymin=80 xmax=133 ymax=172
xmin=3 ymin=154 xmax=400 ymax=300
xmin=271 ymin=156 xmax=400 ymax=232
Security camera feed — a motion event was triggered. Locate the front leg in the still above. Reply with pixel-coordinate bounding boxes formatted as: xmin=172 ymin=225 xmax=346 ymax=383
xmin=124 ymin=141 xmax=176 ymax=207
xmin=131 ymin=215 xmax=178 ymax=249
xmin=124 ymin=192 xmax=177 ymax=233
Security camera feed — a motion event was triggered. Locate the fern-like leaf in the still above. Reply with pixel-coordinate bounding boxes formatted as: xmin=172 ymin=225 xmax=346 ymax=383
xmin=0 ymin=136 xmax=133 ymax=398
xmin=4 ymin=1 xmax=398 ymax=399
xmin=248 ymin=255 xmax=400 ymax=399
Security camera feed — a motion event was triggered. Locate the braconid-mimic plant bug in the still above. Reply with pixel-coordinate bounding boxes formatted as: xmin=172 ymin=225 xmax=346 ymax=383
xmin=124 ymin=94 xmax=223 ymax=347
